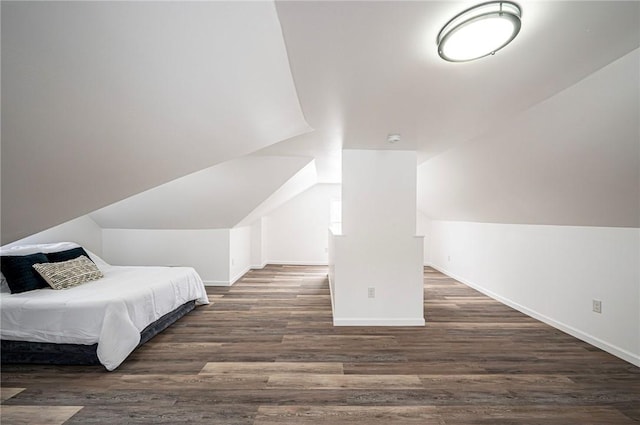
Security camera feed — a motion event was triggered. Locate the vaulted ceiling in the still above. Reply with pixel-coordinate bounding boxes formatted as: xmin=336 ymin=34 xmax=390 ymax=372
xmin=1 ymin=1 xmax=310 ymax=243
xmin=2 ymin=1 xmax=638 ymax=244
xmin=264 ymin=1 xmax=639 ymax=181
xmin=417 ymin=49 xmax=639 ymax=228
xmin=90 ymin=156 xmax=315 ymax=229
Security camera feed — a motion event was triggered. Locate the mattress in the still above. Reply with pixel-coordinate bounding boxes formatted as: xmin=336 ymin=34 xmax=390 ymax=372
xmin=0 ymin=264 xmax=209 ymax=370
xmin=1 ymin=300 xmax=196 ymax=366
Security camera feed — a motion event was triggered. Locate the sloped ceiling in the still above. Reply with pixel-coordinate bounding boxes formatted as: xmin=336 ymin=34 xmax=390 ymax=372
xmin=2 ymin=1 xmax=639 ymax=241
xmin=90 ymin=156 xmax=314 ymax=229
xmin=262 ymin=1 xmax=639 ymax=184
xmin=1 ymin=1 xmax=310 ymax=243
xmin=265 ymin=0 xmax=639 ymax=228
xmin=236 ymin=159 xmax=317 ymax=228
xmin=417 ymin=49 xmax=640 ymax=228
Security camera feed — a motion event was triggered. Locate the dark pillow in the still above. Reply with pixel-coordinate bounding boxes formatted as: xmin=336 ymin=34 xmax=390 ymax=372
xmin=0 ymin=253 xmax=50 ymax=294
xmin=46 ymin=247 xmax=93 ymax=263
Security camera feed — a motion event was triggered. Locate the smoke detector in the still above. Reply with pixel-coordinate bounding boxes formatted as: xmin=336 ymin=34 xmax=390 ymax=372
xmin=387 ymin=134 xmax=401 ymax=144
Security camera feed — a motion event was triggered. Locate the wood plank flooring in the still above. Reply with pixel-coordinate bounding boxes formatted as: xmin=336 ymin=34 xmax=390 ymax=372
xmin=1 ymin=265 xmax=639 ymax=424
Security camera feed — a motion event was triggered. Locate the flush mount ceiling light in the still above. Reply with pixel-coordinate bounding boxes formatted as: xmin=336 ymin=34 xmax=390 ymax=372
xmin=437 ymin=1 xmax=522 ymax=62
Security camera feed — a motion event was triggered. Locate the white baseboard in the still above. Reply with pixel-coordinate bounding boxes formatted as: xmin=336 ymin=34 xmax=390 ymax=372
xmin=203 ymin=266 xmax=253 ymax=287
xmin=203 ymin=280 xmax=232 ymax=287
xmin=333 ymin=317 xmax=425 ymax=326
xmin=229 ymin=266 xmax=252 ymax=285
xmin=328 ymin=273 xmax=336 ymax=316
xmin=429 ymin=263 xmax=640 ymax=368
xmin=250 ymin=262 xmax=267 ymax=270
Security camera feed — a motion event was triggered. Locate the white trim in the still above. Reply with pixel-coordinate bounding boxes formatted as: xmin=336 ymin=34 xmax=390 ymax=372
xmin=250 ymin=262 xmax=268 ymax=270
xmin=328 ymin=272 xmax=336 ymax=317
xmin=267 ymin=260 xmax=328 ymax=266
xmin=333 ymin=317 xmax=426 ymax=326
xmin=430 ymin=263 xmax=640 ymax=368
xmin=229 ymin=266 xmax=251 ymax=285
xmin=203 ymin=280 xmax=232 ymax=287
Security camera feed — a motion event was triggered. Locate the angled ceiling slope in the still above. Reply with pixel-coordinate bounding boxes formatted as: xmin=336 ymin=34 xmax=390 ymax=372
xmin=417 ymin=48 xmax=640 ymax=228
xmin=90 ymin=156 xmax=315 ymax=229
xmin=263 ymin=1 xmax=639 ymax=181
xmin=236 ymin=159 xmax=317 ymax=228
xmin=1 ymin=1 xmax=310 ymax=244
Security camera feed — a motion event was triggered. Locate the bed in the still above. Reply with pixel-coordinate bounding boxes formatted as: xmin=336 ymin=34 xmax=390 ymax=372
xmin=0 ymin=242 xmax=209 ymax=371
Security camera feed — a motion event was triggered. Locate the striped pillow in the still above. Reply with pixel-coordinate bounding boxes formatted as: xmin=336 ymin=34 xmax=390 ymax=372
xmin=32 ymin=255 xmax=103 ymax=290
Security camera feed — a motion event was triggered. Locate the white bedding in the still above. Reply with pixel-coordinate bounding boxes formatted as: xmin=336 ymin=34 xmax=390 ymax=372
xmin=0 ymin=263 xmax=209 ymax=370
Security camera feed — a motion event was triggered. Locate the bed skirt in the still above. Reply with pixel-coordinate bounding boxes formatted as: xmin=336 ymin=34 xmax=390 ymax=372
xmin=1 ymin=300 xmax=196 ymax=367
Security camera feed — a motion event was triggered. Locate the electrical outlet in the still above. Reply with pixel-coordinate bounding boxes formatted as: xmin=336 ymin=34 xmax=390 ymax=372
xmin=231 ymin=259 xmax=235 ymax=266
xmin=448 ymin=255 xmax=451 ymax=262
xmin=368 ymin=287 xmax=375 ymax=298
xmin=324 ymin=247 xmax=328 ymax=253
xmin=592 ymin=299 xmax=602 ymax=314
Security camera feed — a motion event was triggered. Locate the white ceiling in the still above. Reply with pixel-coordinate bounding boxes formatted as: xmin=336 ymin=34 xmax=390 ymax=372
xmin=264 ymin=1 xmax=639 ymax=180
xmin=1 ymin=1 xmax=310 ymax=243
xmin=90 ymin=156 xmax=314 ymax=229
xmin=418 ymin=49 xmax=640 ymax=228
xmin=236 ymin=159 xmax=318 ymax=228
xmin=2 ymin=1 xmax=639 ymax=243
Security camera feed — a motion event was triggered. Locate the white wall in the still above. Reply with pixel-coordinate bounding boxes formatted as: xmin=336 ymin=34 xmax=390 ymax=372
xmin=429 ymin=220 xmax=640 ymax=367
xmin=229 ymin=226 xmax=252 ymax=284
xmin=265 ymin=183 xmax=341 ymax=265
xmin=331 ymin=150 xmax=424 ymax=326
xmin=342 ymin=150 xmax=416 ymax=237
xmin=332 ymin=232 xmax=424 ymax=325
xmin=250 ymin=218 xmax=267 ymax=269
xmin=416 ymin=211 xmax=432 ymax=266
xmin=102 ymin=229 xmax=230 ymax=285
xmin=328 ymin=229 xmax=338 ymax=305
xmin=3 ymin=215 xmax=103 ymax=255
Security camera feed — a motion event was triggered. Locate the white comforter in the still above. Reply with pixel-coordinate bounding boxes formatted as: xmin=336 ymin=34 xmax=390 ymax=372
xmin=0 ymin=264 xmax=209 ymax=370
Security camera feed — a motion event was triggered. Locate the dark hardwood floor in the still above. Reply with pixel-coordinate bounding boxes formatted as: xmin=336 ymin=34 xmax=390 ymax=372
xmin=1 ymin=265 xmax=639 ymax=424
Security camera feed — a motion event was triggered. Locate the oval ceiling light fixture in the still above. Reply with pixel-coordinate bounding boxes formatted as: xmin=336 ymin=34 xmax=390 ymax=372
xmin=437 ymin=1 xmax=522 ymax=62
